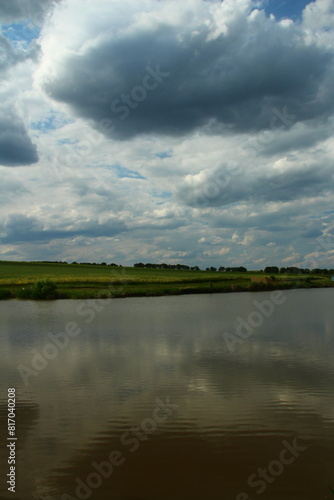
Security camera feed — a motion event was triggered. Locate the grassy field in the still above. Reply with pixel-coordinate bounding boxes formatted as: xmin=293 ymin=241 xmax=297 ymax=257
xmin=0 ymin=260 xmax=333 ymax=300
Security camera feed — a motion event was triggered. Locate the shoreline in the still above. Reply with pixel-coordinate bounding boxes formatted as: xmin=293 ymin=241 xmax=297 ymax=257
xmin=1 ymin=281 xmax=333 ymax=301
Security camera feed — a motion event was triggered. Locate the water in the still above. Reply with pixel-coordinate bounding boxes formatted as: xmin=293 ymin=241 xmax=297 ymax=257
xmin=0 ymin=289 xmax=334 ymax=499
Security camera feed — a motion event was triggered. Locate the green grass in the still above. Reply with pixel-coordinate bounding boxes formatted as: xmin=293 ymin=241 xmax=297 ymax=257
xmin=0 ymin=260 xmax=333 ymax=300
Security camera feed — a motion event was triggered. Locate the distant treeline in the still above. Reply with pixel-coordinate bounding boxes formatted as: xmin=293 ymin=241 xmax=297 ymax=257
xmin=134 ymin=263 xmax=248 ymax=272
xmin=134 ymin=262 xmax=200 ymax=270
xmin=28 ymin=262 xmax=334 ymax=275
xmin=32 ymin=261 xmax=120 ymax=267
xmin=32 ymin=260 xmax=70 ymax=264
xmin=264 ymin=266 xmax=334 ymax=275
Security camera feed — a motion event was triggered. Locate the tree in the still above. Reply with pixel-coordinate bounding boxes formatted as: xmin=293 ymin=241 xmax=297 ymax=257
xmin=31 ymin=279 xmax=58 ymax=300
xmin=286 ymin=267 xmax=302 ymax=274
xmin=264 ymin=266 xmax=279 ymax=274
xmin=226 ymin=266 xmax=247 ymax=273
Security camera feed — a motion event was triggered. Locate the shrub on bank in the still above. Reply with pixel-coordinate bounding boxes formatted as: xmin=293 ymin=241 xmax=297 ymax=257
xmin=17 ymin=279 xmax=58 ymax=300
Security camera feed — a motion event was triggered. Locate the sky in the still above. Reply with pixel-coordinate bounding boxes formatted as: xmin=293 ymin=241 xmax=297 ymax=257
xmin=0 ymin=0 xmax=334 ymax=270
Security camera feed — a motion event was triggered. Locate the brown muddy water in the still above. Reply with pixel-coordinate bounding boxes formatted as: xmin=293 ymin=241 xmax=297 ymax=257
xmin=0 ymin=289 xmax=334 ymax=500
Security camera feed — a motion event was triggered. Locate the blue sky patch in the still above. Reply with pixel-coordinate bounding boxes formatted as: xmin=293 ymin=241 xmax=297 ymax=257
xmin=105 ymin=164 xmax=146 ymax=180
xmin=32 ymin=116 xmax=58 ymax=132
xmin=263 ymin=0 xmax=312 ymax=21
xmin=155 ymin=152 xmax=173 ymax=159
xmin=2 ymin=22 xmax=40 ymax=46
xmin=58 ymin=138 xmax=78 ymax=145
xmin=32 ymin=114 xmax=74 ymax=133
xmin=151 ymin=191 xmax=172 ymax=199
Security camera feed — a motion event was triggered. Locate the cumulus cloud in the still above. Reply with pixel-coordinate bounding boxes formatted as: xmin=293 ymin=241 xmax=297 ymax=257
xmin=0 ymin=106 xmax=39 ymax=166
xmin=302 ymin=0 xmax=334 ymax=48
xmin=258 ymin=121 xmax=334 ymax=156
xmin=37 ymin=0 xmax=334 ymax=141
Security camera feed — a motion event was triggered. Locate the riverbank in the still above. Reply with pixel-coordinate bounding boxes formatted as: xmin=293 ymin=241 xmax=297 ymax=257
xmin=1 ymin=260 xmax=333 ymax=300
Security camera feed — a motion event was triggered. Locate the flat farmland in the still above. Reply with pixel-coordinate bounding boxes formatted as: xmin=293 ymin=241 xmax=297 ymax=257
xmin=0 ymin=260 xmax=332 ymax=299
xmin=0 ymin=260 xmax=242 ymax=285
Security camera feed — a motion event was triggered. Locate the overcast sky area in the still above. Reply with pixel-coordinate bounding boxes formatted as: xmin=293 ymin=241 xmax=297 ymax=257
xmin=0 ymin=0 xmax=334 ymax=269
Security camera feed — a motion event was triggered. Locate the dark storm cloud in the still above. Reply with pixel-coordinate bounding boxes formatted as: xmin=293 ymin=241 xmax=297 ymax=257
xmin=0 ymin=108 xmax=39 ymax=166
xmin=260 ymin=123 xmax=334 ymax=156
xmin=0 ymin=214 xmax=127 ymax=244
xmin=0 ymin=0 xmax=60 ymax=24
xmin=302 ymin=226 xmax=324 ymax=239
xmin=176 ymin=162 xmax=334 ymax=208
xmin=43 ymin=5 xmax=334 ymax=140
xmin=254 ymin=164 xmax=334 ymax=203
xmin=209 ymin=203 xmax=322 ymax=235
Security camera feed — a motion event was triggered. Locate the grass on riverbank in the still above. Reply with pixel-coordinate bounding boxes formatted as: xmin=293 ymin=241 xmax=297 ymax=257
xmin=0 ymin=260 xmax=333 ymax=300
